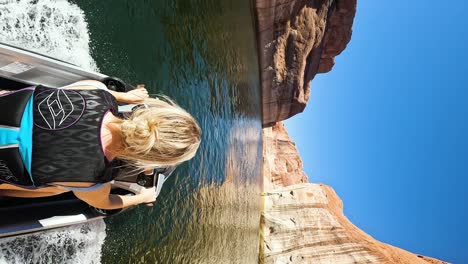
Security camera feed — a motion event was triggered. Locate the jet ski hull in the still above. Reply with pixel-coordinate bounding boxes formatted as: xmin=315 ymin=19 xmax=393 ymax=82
xmin=0 ymin=42 xmax=158 ymax=238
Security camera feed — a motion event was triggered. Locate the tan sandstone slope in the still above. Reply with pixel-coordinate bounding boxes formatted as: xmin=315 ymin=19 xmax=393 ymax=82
xmin=260 ymin=122 xmax=447 ymax=264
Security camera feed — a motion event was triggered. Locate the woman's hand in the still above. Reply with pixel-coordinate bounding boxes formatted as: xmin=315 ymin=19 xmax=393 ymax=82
xmin=74 ymin=183 xmax=157 ymax=210
xmin=121 ymin=84 xmax=149 ymax=104
xmin=137 ymin=186 xmax=157 ymax=206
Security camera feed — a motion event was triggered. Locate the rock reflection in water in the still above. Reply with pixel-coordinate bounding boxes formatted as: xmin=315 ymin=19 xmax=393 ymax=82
xmin=123 ymin=121 xmax=262 ymax=264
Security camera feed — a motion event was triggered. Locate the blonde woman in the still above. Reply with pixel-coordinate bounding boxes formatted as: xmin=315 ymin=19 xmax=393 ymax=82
xmin=0 ymin=80 xmax=201 ymax=209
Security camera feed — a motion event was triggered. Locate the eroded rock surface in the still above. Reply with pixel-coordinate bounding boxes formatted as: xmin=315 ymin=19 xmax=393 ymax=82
xmin=261 ymin=122 xmax=447 ymax=264
xmin=263 ymin=122 xmax=308 ymax=190
xmin=255 ymin=0 xmax=357 ymax=127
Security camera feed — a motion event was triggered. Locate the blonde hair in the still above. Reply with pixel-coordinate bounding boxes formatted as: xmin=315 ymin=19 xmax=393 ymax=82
xmin=117 ymin=97 xmax=201 ymax=169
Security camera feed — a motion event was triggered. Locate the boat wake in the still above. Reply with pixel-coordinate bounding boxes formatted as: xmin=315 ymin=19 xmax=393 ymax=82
xmin=0 ymin=0 xmax=98 ymax=71
xmin=0 ymin=220 xmax=106 ymax=264
xmin=0 ymin=0 xmax=106 ymax=263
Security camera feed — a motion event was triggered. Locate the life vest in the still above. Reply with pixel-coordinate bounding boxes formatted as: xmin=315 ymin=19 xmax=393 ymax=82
xmin=0 ymin=87 xmax=34 ymax=187
xmin=0 ymin=85 xmax=118 ymax=188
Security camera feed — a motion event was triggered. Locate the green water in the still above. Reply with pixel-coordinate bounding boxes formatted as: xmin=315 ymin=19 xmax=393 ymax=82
xmin=74 ymin=0 xmax=263 ymax=263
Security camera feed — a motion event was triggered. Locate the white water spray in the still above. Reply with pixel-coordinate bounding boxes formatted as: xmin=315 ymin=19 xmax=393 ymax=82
xmin=0 ymin=0 xmax=98 ymax=71
xmin=0 ymin=220 xmax=106 ymax=264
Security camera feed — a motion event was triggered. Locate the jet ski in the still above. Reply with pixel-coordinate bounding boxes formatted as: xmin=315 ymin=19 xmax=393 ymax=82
xmin=0 ymin=42 xmax=175 ymax=238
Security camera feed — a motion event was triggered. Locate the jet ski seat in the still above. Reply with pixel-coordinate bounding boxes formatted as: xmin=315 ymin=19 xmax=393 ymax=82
xmin=0 ymin=77 xmax=31 ymax=91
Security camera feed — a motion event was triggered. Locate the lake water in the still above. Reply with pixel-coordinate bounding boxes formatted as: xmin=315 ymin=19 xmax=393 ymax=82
xmin=0 ymin=0 xmax=263 ymax=263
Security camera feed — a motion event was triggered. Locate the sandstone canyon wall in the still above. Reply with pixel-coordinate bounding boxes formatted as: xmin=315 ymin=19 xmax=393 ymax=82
xmin=256 ymin=0 xmax=447 ymax=262
xmin=255 ymin=0 xmax=356 ymax=127
xmin=260 ymin=123 xmax=447 ymax=264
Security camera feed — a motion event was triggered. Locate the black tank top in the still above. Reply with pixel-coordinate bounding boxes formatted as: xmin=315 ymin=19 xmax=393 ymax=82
xmin=31 ymin=85 xmax=118 ymax=186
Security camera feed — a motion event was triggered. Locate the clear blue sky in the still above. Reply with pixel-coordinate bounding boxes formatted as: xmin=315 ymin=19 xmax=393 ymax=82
xmin=285 ymin=1 xmax=468 ymax=263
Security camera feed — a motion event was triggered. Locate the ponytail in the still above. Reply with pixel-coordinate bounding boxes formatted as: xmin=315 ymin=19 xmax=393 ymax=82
xmin=117 ymin=97 xmax=201 ymax=169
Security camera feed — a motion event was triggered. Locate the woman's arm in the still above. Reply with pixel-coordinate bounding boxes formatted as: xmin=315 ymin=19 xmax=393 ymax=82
xmin=62 ymin=80 xmax=149 ymax=104
xmin=73 ymin=183 xmax=157 ymax=210
xmin=0 ymin=189 xmax=67 ymax=198
xmin=109 ymin=86 xmax=149 ymax=104
xmin=0 ymin=184 xmax=68 ymax=198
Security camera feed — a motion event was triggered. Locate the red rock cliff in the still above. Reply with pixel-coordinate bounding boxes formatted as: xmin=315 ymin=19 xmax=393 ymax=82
xmin=255 ymin=0 xmax=356 ymax=127
xmin=260 ymin=122 xmax=448 ymax=264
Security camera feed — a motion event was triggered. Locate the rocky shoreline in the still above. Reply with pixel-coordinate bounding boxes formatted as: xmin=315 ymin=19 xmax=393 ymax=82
xmin=254 ymin=0 xmax=448 ymax=262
